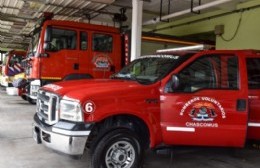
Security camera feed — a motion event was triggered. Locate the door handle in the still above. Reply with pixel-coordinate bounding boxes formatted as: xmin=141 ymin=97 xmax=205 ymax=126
xmin=74 ymin=63 xmax=79 ymax=70
xmin=236 ymin=99 xmax=247 ymax=111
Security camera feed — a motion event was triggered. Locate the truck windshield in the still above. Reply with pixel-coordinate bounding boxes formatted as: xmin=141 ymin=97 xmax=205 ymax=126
xmin=112 ymin=54 xmax=191 ymax=84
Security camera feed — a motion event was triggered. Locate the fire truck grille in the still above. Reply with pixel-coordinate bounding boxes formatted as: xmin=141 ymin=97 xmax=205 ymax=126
xmin=36 ymin=90 xmax=59 ymax=125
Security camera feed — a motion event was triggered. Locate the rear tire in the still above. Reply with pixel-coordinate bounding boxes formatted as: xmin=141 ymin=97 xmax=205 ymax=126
xmin=91 ymin=129 xmax=143 ymax=168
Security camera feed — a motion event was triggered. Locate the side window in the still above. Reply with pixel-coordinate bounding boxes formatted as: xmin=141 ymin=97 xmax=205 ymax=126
xmin=49 ymin=28 xmax=77 ymax=51
xmin=177 ymin=56 xmax=216 ymax=92
xmin=80 ymin=32 xmax=88 ymax=50
xmin=92 ymin=34 xmax=113 ymax=52
xmin=169 ymin=55 xmax=238 ymax=93
xmin=247 ymin=58 xmax=260 ymax=89
xmin=226 ymin=56 xmax=238 ymax=89
xmin=9 ymin=55 xmax=23 ymax=66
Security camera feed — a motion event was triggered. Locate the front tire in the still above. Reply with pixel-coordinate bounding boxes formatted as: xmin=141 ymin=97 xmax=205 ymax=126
xmin=92 ymin=129 xmax=143 ymax=168
xmin=28 ymin=97 xmax=36 ymax=105
xmin=21 ymin=95 xmax=27 ymax=101
xmin=20 ymin=95 xmax=36 ymax=105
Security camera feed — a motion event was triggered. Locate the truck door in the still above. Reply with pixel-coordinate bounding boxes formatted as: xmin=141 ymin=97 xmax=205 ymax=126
xmin=161 ymin=53 xmax=248 ymax=147
xmin=41 ymin=27 xmax=79 ymax=80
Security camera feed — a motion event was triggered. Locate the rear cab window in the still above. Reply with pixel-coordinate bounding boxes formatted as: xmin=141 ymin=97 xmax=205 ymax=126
xmin=92 ymin=34 xmax=113 ymax=52
xmin=246 ymin=58 xmax=260 ymax=89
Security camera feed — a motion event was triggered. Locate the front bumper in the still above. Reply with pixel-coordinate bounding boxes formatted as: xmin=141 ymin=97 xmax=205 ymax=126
xmin=32 ymin=114 xmax=94 ymax=156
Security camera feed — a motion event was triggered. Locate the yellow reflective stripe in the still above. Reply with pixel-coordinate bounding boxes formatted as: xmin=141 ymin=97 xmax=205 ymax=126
xmin=41 ymin=77 xmax=62 ymax=80
xmin=14 ymin=73 xmax=26 ymax=79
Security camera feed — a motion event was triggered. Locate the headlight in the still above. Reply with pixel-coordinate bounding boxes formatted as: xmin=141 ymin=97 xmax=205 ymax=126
xmin=30 ymin=80 xmax=41 ymax=92
xmin=60 ymin=99 xmax=83 ymax=122
xmin=31 ymin=85 xmax=40 ymax=91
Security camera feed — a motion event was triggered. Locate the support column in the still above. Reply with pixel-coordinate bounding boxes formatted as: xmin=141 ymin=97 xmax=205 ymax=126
xmin=131 ymin=0 xmax=143 ymax=61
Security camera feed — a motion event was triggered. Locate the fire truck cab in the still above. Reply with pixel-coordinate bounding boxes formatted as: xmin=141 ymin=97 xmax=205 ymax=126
xmin=33 ymin=49 xmax=260 ymax=167
xmin=21 ymin=13 xmax=124 ymax=104
xmin=1 ymin=50 xmax=26 ymax=87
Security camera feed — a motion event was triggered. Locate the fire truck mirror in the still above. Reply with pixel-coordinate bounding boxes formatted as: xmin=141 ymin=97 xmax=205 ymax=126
xmin=43 ymin=43 xmax=51 ymax=51
xmin=171 ymin=75 xmax=180 ymax=90
xmin=44 ymin=26 xmax=52 ymax=51
xmin=44 ymin=26 xmax=52 ymax=43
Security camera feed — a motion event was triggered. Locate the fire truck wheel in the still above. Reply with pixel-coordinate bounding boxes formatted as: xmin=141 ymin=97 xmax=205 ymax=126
xmin=91 ymin=129 xmax=143 ymax=168
xmin=28 ymin=98 xmax=36 ymax=105
xmin=21 ymin=95 xmax=28 ymax=101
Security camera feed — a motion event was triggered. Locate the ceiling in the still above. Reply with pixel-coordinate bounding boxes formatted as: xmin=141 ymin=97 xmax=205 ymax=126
xmin=0 ymin=0 xmax=253 ymax=50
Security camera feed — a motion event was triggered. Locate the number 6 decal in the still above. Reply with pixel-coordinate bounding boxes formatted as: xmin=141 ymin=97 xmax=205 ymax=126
xmin=84 ymin=101 xmax=96 ymax=113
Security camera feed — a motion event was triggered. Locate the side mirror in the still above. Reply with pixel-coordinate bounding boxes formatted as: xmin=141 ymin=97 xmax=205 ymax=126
xmin=43 ymin=26 xmax=52 ymax=50
xmin=44 ymin=26 xmax=52 ymax=43
xmin=171 ymin=75 xmax=180 ymax=90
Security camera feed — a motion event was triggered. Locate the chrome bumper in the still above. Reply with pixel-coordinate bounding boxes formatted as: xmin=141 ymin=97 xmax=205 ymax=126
xmin=33 ymin=114 xmax=93 ymax=156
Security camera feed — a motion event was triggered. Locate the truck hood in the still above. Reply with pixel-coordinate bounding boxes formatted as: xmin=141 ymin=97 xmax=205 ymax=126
xmin=42 ymin=79 xmax=158 ymax=101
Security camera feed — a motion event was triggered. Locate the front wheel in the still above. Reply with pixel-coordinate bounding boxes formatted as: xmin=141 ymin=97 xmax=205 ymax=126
xmin=21 ymin=95 xmax=36 ymax=104
xmin=21 ymin=95 xmax=27 ymax=101
xmin=28 ymin=97 xmax=36 ymax=105
xmin=92 ymin=129 xmax=143 ymax=168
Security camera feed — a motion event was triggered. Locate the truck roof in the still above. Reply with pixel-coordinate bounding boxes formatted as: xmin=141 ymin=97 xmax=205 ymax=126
xmin=157 ymin=49 xmax=260 ymax=57
xmin=137 ymin=50 xmax=199 ymax=60
xmin=44 ymin=20 xmax=120 ymax=34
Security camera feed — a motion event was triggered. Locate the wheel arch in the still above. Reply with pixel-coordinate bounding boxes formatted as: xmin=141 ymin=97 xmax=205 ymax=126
xmin=86 ymin=114 xmax=154 ymax=152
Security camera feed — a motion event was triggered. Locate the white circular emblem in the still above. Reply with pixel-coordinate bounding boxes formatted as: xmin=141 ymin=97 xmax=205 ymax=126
xmin=84 ymin=101 xmax=96 ymax=113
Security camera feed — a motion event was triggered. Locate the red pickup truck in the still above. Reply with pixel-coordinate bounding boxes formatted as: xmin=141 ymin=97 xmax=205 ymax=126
xmin=33 ymin=50 xmax=260 ymax=168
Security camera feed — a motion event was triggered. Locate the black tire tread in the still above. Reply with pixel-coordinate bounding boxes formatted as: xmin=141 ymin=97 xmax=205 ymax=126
xmin=91 ymin=129 xmax=143 ymax=168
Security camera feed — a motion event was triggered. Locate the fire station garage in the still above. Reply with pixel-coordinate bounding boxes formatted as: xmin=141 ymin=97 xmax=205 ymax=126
xmin=1 ymin=0 xmax=260 ymax=168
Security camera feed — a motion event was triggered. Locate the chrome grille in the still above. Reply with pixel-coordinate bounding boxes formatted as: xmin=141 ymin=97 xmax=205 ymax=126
xmin=37 ymin=90 xmax=59 ymax=125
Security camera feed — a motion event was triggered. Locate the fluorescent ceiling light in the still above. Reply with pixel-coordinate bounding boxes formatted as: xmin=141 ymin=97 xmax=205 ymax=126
xmin=157 ymin=44 xmax=213 ymax=52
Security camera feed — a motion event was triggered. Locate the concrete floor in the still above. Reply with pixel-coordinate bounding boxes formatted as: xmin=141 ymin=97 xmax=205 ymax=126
xmin=1 ymin=86 xmax=260 ymax=168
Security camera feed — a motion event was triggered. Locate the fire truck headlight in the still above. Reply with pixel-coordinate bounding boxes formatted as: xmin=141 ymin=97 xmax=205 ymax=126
xmin=60 ymin=99 xmax=83 ymax=122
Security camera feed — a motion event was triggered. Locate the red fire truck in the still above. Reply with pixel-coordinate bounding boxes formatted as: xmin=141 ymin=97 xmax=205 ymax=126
xmin=19 ymin=13 xmax=125 ymax=104
xmin=18 ymin=12 xmax=201 ymax=104
xmin=33 ymin=49 xmax=260 ymax=167
xmin=1 ymin=50 xmax=26 ymax=87
xmin=19 ymin=12 xmax=201 ymax=104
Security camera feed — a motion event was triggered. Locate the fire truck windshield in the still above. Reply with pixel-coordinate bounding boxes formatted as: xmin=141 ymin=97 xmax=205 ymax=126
xmin=9 ymin=55 xmax=23 ymax=66
xmin=112 ymin=54 xmax=191 ymax=84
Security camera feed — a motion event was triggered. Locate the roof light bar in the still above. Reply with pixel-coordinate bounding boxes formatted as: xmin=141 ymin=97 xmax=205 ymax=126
xmin=157 ymin=44 xmax=213 ymax=53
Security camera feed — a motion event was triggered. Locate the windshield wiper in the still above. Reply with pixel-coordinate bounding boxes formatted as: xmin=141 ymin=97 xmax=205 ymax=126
xmin=111 ymin=73 xmax=152 ymax=84
xmin=135 ymin=77 xmax=152 ymax=84
xmin=111 ymin=73 xmax=135 ymax=80
xmin=111 ymin=73 xmax=137 ymax=80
